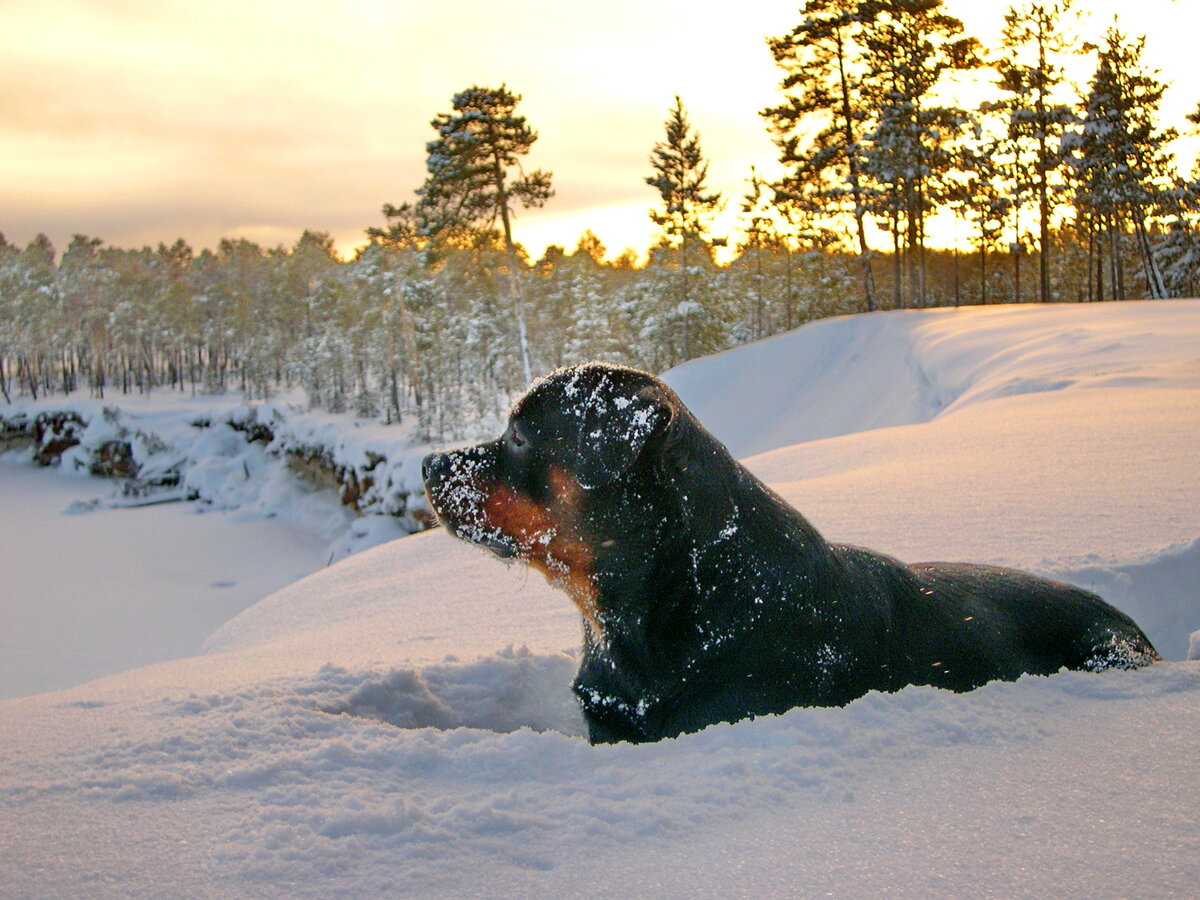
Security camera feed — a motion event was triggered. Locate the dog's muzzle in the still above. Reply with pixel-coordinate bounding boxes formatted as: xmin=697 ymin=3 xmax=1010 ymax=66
xmin=421 ymin=449 xmax=518 ymax=558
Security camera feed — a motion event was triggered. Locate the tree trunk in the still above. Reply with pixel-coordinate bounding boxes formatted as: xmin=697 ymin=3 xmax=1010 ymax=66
xmin=979 ymin=221 xmax=989 ymax=305
xmin=1134 ymin=214 xmax=1166 ymax=299
xmin=1109 ymin=214 xmax=1125 ymax=300
xmin=834 ymin=27 xmax=877 ymax=312
xmin=1037 ymin=32 xmax=1052 ymax=304
xmin=1086 ymin=218 xmax=1096 ymax=301
xmin=953 ymin=242 xmax=960 ymax=308
xmin=489 ymin=130 xmax=534 ymax=385
xmin=1014 ymin=245 xmax=1021 ymax=304
xmin=892 ymin=213 xmax=903 ymax=309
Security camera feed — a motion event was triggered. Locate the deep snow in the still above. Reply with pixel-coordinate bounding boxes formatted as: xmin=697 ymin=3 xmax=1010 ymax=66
xmin=2 ymin=300 xmax=1198 ymax=898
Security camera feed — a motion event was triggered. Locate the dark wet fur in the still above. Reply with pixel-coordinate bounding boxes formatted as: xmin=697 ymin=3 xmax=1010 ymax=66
xmin=424 ymin=363 xmax=1160 ymax=744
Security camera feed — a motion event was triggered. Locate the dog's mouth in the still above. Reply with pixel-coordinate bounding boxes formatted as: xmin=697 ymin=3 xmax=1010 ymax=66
xmin=441 ymin=515 xmax=519 ymax=559
xmin=424 ymin=485 xmax=521 ymax=560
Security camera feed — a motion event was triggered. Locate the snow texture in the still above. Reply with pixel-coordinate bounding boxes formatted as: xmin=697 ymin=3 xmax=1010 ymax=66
xmin=2 ymin=300 xmax=1199 ymax=898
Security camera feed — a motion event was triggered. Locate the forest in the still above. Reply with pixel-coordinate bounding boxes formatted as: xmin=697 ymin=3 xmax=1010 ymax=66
xmin=2 ymin=0 xmax=1197 ymax=441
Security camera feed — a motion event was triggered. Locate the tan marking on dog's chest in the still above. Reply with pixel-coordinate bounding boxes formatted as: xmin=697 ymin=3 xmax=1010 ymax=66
xmin=483 ymin=467 xmax=602 ymax=636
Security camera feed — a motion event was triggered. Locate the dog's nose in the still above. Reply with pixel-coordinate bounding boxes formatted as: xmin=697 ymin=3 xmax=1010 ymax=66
xmin=422 ymin=452 xmax=447 ymax=486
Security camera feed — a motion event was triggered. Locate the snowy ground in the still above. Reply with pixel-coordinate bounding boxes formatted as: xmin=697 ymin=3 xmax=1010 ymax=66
xmin=2 ymin=299 xmax=1198 ymax=897
xmin=0 ymin=461 xmax=329 ymax=699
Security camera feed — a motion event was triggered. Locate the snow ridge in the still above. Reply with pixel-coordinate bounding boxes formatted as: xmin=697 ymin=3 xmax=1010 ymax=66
xmin=6 ymin=655 xmax=1197 ymax=898
xmin=665 ymin=299 xmax=1200 ymax=458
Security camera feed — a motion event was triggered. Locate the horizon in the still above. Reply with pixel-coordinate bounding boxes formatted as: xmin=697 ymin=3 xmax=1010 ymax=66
xmin=2 ymin=0 xmax=1197 ymax=264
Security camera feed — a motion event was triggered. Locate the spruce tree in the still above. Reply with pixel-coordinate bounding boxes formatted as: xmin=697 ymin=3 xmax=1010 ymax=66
xmin=645 ymin=96 xmax=723 ymax=362
xmin=646 ymin=95 xmax=723 ymax=246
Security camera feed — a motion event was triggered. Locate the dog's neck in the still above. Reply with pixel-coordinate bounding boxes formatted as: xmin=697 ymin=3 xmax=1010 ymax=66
xmin=582 ymin=422 xmax=838 ymax=685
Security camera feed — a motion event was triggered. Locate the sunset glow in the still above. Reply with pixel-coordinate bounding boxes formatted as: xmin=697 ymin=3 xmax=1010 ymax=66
xmin=1 ymin=0 xmax=1196 ymax=261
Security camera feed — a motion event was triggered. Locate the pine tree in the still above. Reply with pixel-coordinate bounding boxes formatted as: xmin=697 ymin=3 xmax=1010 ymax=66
xmin=646 ymin=96 xmax=723 ymax=362
xmin=412 ymin=85 xmax=553 ymax=384
xmin=0 ymin=235 xmax=18 ymax=402
xmin=858 ymin=0 xmax=981 ymax=308
xmin=953 ymin=135 xmax=1009 ymax=304
xmin=8 ymin=236 xmax=57 ymax=398
xmin=531 ymin=238 xmax=625 ymax=369
xmin=991 ymin=0 xmax=1082 ymax=302
xmin=58 ymin=235 xmax=110 ymax=396
xmin=1067 ymin=23 xmax=1179 ymax=299
xmin=764 ymin=0 xmax=879 ymax=311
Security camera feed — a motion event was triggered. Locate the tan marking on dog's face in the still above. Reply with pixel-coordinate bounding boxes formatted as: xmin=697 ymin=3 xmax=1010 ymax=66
xmin=483 ymin=466 xmax=602 ymax=636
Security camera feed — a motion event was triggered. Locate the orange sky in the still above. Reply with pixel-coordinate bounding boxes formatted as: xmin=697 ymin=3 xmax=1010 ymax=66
xmin=1 ymin=0 xmax=1196 ymax=262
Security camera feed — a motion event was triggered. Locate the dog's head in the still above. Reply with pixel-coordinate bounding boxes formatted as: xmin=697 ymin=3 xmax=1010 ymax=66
xmin=421 ymin=363 xmax=679 ymax=631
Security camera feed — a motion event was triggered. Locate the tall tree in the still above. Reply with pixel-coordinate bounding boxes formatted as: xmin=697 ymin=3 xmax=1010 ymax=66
xmin=858 ymin=0 xmax=981 ymax=308
xmin=765 ymin=0 xmax=879 ymax=311
xmin=991 ymin=0 xmax=1082 ymax=302
xmin=413 ymin=85 xmax=553 ymax=384
xmin=58 ymin=235 xmax=109 ymax=396
xmin=954 ymin=134 xmax=1009 ymax=305
xmin=646 ymin=95 xmax=723 ymax=361
xmin=1067 ymin=23 xmax=1179 ymax=299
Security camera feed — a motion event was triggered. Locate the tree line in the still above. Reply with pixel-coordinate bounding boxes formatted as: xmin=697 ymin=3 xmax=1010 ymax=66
xmin=763 ymin=0 xmax=1198 ymax=310
xmin=2 ymin=0 xmax=1197 ymax=440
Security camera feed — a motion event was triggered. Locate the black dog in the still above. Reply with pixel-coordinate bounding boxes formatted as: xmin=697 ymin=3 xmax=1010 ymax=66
xmin=422 ymin=363 xmax=1160 ymax=744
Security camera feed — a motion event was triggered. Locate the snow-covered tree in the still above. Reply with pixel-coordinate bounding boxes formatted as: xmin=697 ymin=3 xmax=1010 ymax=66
xmin=858 ymin=0 xmax=981 ymax=309
xmin=57 ymin=235 xmax=110 ymax=396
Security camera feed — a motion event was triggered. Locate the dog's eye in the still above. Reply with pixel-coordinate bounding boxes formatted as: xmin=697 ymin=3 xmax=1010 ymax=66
xmin=508 ymin=427 xmax=528 ymax=449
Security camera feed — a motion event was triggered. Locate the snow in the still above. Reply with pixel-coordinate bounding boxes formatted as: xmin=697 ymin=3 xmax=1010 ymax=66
xmin=2 ymin=300 xmax=1199 ymax=897
xmin=0 ymin=461 xmax=328 ymax=700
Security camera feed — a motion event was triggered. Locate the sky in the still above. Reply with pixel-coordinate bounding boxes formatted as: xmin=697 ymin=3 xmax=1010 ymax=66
xmin=1 ymin=0 xmax=1197 ymax=263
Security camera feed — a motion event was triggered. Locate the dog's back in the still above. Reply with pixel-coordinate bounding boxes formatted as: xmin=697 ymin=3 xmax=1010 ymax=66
xmin=820 ymin=543 xmax=1158 ymax=694
xmin=880 ymin=558 xmax=1160 ymax=690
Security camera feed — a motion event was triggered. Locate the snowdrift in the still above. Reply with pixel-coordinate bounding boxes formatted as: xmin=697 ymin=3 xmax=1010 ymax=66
xmin=2 ymin=300 xmax=1198 ymax=898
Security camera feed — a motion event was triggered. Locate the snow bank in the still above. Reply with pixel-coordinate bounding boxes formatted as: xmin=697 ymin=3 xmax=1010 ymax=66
xmin=664 ymin=299 xmax=1200 ymax=457
xmin=2 ymin=300 xmax=1198 ymax=897
xmin=0 ymin=394 xmax=435 ymax=558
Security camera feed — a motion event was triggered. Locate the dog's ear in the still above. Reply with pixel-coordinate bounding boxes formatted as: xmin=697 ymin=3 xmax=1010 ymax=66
xmin=575 ymin=380 xmax=676 ymax=489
